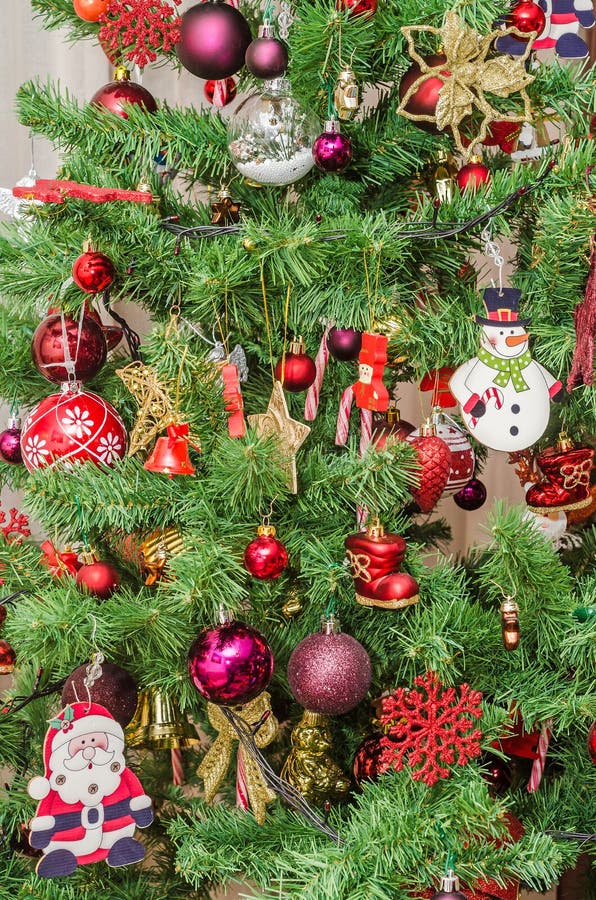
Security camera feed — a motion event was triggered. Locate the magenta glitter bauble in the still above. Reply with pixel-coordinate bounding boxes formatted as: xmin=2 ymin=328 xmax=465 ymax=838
xmin=72 ymin=251 xmax=115 ymax=295
xmin=453 ymin=478 xmax=487 ymax=511
xmin=0 ymin=420 xmax=23 ymax=465
xmin=188 ymin=619 xmax=274 ymax=706
xmin=20 ymin=385 xmax=127 ymax=472
xmin=62 ymin=662 xmax=138 ymax=728
xmin=77 ymin=559 xmax=120 ymax=600
xmin=176 ymin=1 xmax=252 ymax=80
xmin=287 ymin=619 xmax=371 ymax=715
xmin=245 ymin=30 xmax=288 ymax=80
xmin=353 ymin=734 xmax=390 ymax=786
xmin=313 ymin=121 xmax=352 ymax=173
xmin=244 ymin=528 xmax=288 ymax=580
xmin=327 ymin=326 xmax=362 ymax=361
xmin=32 ymin=314 xmax=107 ymax=383
xmin=90 ymin=71 xmax=157 ymax=119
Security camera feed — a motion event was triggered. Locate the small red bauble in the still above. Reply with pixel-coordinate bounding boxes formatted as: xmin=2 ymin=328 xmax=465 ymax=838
xmin=203 ymin=77 xmax=237 ymax=106
xmin=20 ymin=384 xmax=127 ymax=472
xmin=275 ymin=338 xmax=316 ymax=392
xmin=76 ymin=553 xmax=120 ymax=600
xmin=313 ymin=120 xmax=353 ymax=174
xmin=73 ymin=0 xmax=108 ymax=21
xmin=353 ymin=734 xmax=390 ymax=786
xmin=188 ymin=614 xmax=274 ymax=706
xmin=337 ymin=0 xmax=377 ymax=18
xmin=0 ymin=417 xmax=23 ymax=464
xmin=243 ymin=525 xmax=288 ymax=580
xmin=72 ymin=250 xmax=115 ymax=295
xmin=245 ymin=24 xmax=288 ymax=80
xmin=327 ymin=326 xmax=362 ymax=361
xmin=287 ymin=615 xmax=371 ymax=715
xmin=456 ymin=156 xmax=491 ymax=191
xmin=398 ymin=54 xmax=450 ymax=133
xmin=588 ymin=721 xmax=596 ymax=764
xmin=32 ymin=313 xmax=107 ymax=383
xmin=407 ymin=423 xmax=452 ymax=513
xmin=506 ymin=0 xmax=546 ymax=38
xmin=0 ymin=638 xmax=16 ymax=673
xmin=90 ymin=66 xmax=158 ymax=119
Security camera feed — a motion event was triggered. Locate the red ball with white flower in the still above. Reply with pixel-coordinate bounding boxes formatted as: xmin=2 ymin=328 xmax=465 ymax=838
xmin=20 ymin=384 xmax=127 ymax=473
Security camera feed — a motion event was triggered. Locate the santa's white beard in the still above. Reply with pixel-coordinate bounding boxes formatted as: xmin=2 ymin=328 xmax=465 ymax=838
xmin=49 ymin=746 xmax=125 ymax=806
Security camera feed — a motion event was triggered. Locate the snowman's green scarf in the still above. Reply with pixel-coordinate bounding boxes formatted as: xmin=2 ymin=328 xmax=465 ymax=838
xmin=477 ymin=346 xmax=532 ymax=392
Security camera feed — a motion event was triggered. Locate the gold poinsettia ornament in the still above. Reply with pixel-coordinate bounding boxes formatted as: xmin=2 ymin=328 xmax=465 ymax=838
xmin=398 ymin=11 xmax=536 ymax=157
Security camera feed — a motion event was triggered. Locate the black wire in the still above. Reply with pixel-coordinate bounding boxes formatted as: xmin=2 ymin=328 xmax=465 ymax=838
xmin=101 ymin=289 xmax=142 ymax=361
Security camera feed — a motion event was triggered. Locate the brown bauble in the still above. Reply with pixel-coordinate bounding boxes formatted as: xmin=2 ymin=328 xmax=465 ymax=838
xmin=398 ymin=54 xmax=450 ymax=133
xmin=61 ymin=662 xmax=138 ymax=728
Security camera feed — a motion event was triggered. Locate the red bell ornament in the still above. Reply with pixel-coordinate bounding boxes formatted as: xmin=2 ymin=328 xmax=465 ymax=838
xmin=144 ymin=423 xmax=197 ymax=477
xmin=72 ymin=246 xmax=115 ymax=295
xmin=32 ymin=313 xmax=107 ymax=383
xmin=456 ymin=154 xmax=491 ymax=191
xmin=90 ymin=66 xmax=158 ymax=119
xmin=506 ymin=0 xmax=547 ymax=39
xmin=275 ymin=337 xmax=317 ymax=392
xmin=243 ymin=524 xmax=288 ymax=580
xmin=76 ymin=550 xmax=120 ymax=600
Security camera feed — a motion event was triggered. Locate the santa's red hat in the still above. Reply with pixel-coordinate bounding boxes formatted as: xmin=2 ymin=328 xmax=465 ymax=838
xmin=28 ymin=701 xmax=123 ymax=801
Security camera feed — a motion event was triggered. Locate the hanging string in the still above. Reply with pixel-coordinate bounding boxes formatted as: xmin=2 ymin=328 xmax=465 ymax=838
xmin=481 ymin=225 xmax=505 ymax=294
xmin=174 ymin=345 xmax=189 ymax=422
xmin=278 ymin=282 xmax=292 ymax=384
xmin=326 ymin=75 xmax=335 ymax=120
xmin=74 ymin=495 xmax=91 ymax=550
xmin=263 ymin=0 xmax=274 ymax=22
xmin=260 ymin=260 xmax=276 ymax=385
xmin=363 ymin=249 xmax=372 ymax=332
xmin=370 ymin=249 xmax=382 ymax=332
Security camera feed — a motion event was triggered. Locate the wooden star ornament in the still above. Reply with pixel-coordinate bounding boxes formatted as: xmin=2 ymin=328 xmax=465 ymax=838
xmin=247 ymin=382 xmax=310 ymax=494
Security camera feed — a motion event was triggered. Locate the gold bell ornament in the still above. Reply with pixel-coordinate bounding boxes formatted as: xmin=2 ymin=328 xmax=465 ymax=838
xmin=126 ymin=687 xmax=199 ymax=785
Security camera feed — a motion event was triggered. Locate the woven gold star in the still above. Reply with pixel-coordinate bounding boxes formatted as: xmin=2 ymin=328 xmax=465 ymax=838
xmin=116 ymin=361 xmax=176 ymax=456
xmin=247 ymin=382 xmax=310 ymax=494
xmin=399 ymin=11 xmax=535 ymax=158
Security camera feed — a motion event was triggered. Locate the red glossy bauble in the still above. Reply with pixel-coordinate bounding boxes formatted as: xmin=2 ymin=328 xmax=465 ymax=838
xmin=453 ymin=477 xmax=487 ymax=511
xmin=327 ymin=326 xmax=362 ymax=361
xmin=506 ymin=0 xmax=546 ymax=39
xmin=407 ymin=426 xmax=452 ymax=513
xmin=245 ymin=27 xmax=288 ymax=80
xmin=73 ymin=0 xmax=108 ymax=21
xmin=32 ymin=313 xmax=107 ymax=383
xmin=244 ymin=526 xmax=288 ymax=580
xmin=20 ymin=385 xmax=127 ymax=472
xmin=337 ymin=0 xmax=377 ymax=18
xmin=275 ymin=339 xmax=317 ymax=392
xmin=353 ymin=734 xmax=390 ymax=786
xmin=62 ymin=662 xmax=138 ymax=728
xmin=0 ymin=638 xmax=16 ymax=673
xmin=177 ymin=1 xmax=253 ymax=80
xmin=456 ymin=158 xmax=491 ymax=191
xmin=372 ymin=410 xmax=415 ymax=449
xmin=188 ymin=617 xmax=274 ymax=706
xmin=90 ymin=67 xmax=158 ymax=119
xmin=76 ymin=556 xmax=120 ymax=600
xmin=204 ymin=77 xmax=237 ymax=106
xmin=72 ymin=251 xmax=115 ymax=294
xmin=0 ymin=418 xmax=23 ymax=464
xmin=398 ymin=54 xmax=450 ymax=133
xmin=287 ymin=616 xmax=371 ymax=715
xmin=588 ymin=721 xmax=596 ymax=764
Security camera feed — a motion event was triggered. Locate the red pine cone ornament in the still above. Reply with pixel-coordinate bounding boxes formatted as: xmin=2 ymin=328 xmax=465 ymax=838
xmin=243 ymin=524 xmax=288 ymax=580
xmin=407 ymin=421 xmax=452 ymax=512
xmin=409 ymin=409 xmax=475 ymax=495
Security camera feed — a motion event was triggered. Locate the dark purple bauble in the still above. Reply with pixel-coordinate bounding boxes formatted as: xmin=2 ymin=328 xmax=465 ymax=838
xmin=188 ymin=620 xmax=274 ymax=706
xmin=313 ymin=122 xmax=352 ymax=174
xmin=61 ymin=662 xmax=138 ymax=728
xmin=327 ymin=326 xmax=362 ymax=361
xmin=429 ymin=890 xmax=467 ymax=900
xmin=453 ymin=477 xmax=487 ymax=511
xmin=245 ymin=33 xmax=288 ymax=80
xmin=0 ymin=420 xmax=22 ymax=464
xmin=480 ymin=753 xmax=512 ymax=795
xmin=176 ymin=1 xmax=252 ymax=80
xmin=353 ymin=734 xmax=390 ymax=786
xmin=32 ymin=314 xmax=107 ymax=383
xmin=287 ymin=625 xmax=371 ymax=715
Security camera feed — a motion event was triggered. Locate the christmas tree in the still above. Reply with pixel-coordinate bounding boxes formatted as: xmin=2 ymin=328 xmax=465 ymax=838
xmin=0 ymin=1 xmax=595 ymax=898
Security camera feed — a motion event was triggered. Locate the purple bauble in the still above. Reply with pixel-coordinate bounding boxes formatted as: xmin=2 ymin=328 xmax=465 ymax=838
xmin=177 ymin=1 xmax=252 ymax=81
xmin=188 ymin=617 xmax=274 ymax=706
xmin=0 ymin=418 xmax=23 ymax=465
xmin=245 ymin=24 xmax=288 ymax=79
xmin=327 ymin=326 xmax=362 ymax=361
xmin=287 ymin=616 xmax=371 ymax=715
xmin=313 ymin=120 xmax=352 ymax=174
xmin=453 ymin=477 xmax=487 ymax=511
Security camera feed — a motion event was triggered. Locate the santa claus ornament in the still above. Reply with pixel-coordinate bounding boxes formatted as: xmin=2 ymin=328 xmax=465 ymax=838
xmin=450 ymin=288 xmax=564 ymax=452
xmin=28 ymin=701 xmax=153 ymax=878
xmin=335 ymin=332 xmax=389 ymax=456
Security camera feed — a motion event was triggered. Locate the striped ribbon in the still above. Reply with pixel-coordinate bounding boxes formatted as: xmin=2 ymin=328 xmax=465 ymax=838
xmin=236 ymin=746 xmax=250 ymax=810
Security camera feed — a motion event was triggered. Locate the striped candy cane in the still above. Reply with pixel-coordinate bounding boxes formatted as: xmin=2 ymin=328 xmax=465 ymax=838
xmin=359 ymin=409 xmax=373 ymax=457
xmin=469 ymin=386 xmax=504 ymax=427
xmin=236 ymin=746 xmax=250 ymax=811
xmin=212 ymin=80 xmax=230 ymax=107
xmin=335 ymin=384 xmax=354 ymax=445
xmin=171 ymin=747 xmax=184 ymax=787
xmin=305 ymin=326 xmax=331 ymax=421
xmin=527 ymin=719 xmax=552 ymax=793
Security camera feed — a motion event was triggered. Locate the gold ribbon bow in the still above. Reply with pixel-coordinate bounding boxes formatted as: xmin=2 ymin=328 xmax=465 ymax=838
xmin=197 ymin=693 xmax=278 ymax=825
xmin=345 ymin=550 xmax=372 ymax=582
xmin=399 ymin=11 xmax=535 ymax=158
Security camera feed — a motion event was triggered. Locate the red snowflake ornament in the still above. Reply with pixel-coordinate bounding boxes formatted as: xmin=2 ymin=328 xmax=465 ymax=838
xmin=99 ymin=0 xmax=182 ymax=69
xmin=378 ymin=671 xmax=483 ymax=786
xmin=0 ymin=503 xmax=31 ymax=543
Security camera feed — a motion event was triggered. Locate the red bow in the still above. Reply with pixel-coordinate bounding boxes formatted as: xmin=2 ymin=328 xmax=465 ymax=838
xmin=40 ymin=541 xmax=81 ymax=578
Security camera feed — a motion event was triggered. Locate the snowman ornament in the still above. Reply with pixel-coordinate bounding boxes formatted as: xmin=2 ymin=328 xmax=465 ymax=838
xmin=450 ymin=289 xmax=565 ymax=452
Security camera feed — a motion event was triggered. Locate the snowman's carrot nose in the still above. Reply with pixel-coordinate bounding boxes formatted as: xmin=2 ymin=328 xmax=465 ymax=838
xmin=505 ymin=333 xmax=528 ymax=347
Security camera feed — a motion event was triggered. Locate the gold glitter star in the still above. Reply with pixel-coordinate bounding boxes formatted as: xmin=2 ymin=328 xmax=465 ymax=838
xmin=247 ymin=382 xmax=310 ymax=494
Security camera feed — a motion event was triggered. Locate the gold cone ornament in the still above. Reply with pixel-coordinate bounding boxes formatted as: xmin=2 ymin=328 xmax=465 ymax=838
xmin=126 ymin=687 xmax=199 ymax=750
xmin=281 ymin=710 xmax=350 ymax=806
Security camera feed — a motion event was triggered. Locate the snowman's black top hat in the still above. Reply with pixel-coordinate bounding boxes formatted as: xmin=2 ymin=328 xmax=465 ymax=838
xmin=475 ymin=288 xmax=531 ymax=327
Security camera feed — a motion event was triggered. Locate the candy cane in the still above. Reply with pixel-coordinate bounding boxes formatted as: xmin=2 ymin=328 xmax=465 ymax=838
xmin=171 ymin=747 xmax=184 ymax=787
xmin=212 ymin=80 xmax=230 ymax=107
xmin=236 ymin=746 xmax=249 ymax=810
xmin=335 ymin=385 xmax=354 ymax=445
xmin=527 ymin=719 xmax=552 ymax=793
xmin=359 ymin=408 xmax=372 ymax=457
xmin=469 ymin=386 xmax=504 ymax=427
xmin=305 ymin=326 xmax=330 ymax=421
